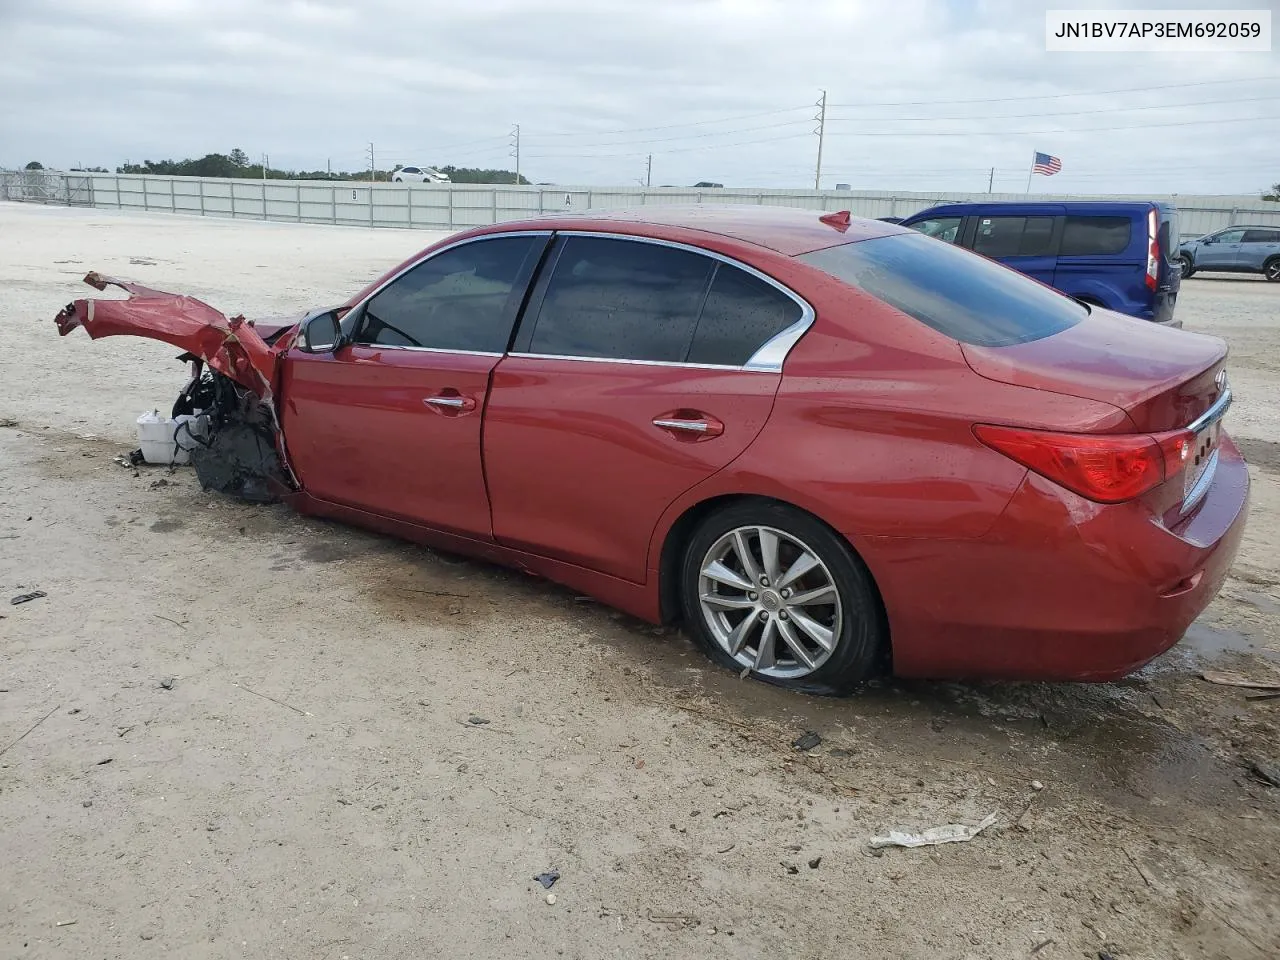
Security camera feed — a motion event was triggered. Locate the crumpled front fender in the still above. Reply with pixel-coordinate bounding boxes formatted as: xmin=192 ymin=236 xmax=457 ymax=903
xmin=54 ymin=272 xmax=279 ymax=401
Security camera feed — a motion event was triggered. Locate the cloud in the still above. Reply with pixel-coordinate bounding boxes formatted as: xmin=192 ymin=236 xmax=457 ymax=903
xmin=0 ymin=0 xmax=1276 ymax=193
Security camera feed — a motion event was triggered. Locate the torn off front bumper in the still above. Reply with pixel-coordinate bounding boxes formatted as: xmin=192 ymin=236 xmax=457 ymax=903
xmin=54 ymin=272 xmax=299 ymax=500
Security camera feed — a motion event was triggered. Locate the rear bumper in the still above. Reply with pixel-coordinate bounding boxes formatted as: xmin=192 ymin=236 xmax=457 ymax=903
xmin=865 ymin=433 xmax=1250 ymax=681
xmin=1151 ymin=288 xmax=1180 ymax=327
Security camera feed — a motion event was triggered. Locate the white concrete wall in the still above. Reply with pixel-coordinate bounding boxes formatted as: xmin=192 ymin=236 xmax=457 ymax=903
xmin=6 ymin=171 xmax=1280 ymax=238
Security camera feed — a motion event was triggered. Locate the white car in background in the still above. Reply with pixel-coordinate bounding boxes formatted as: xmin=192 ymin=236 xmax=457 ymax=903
xmin=391 ymin=166 xmax=450 ymax=184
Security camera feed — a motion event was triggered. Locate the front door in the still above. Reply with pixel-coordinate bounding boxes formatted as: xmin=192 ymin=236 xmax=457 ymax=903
xmin=483 ymin=234 xmax=807 ymax=582
xmin=1198 ymin=228 xmax=1246 ymax=270
xmin=280 ymin=233 xmax=546 ymax=537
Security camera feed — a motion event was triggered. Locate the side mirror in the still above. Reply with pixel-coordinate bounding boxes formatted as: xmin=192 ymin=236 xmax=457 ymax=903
xmin=1202 ymin=236 xmax=1215 ymax=244
xmin=300 ymin=310 xmax=342 ymax=353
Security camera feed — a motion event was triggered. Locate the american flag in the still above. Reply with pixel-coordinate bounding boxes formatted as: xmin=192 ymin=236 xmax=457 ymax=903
xmin=1032 ymin=152 xmax=1062 ymax=176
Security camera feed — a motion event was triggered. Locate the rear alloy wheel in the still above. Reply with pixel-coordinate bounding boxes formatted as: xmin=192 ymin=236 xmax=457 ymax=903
xmin=1180 ymin=255 xmax=1195 ymax=279
xmin=680 ymin=502 xmax=884 ymax=695
xmin=1265 ymin=258 xmax=1280 ymax=283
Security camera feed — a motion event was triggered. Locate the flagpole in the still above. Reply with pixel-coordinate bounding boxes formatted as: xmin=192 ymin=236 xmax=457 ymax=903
xmin=1025 ymin=151 xmax=1035 ymax=194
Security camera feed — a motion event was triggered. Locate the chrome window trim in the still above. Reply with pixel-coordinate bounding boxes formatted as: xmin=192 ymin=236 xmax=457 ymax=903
xmin=344 ymin=227 xmax=817 ymax=371
xmin=350 ymin=343 xmax=503 ymax=358
xmin=507 ymin=351 xmax=764 ymax=372
xmin=1186 ymin=383 xmax=1232 ymax=434
xmin=533 ymin=230 xmax=817 ymax=373
xmin=1181 ymin=448 xmax=1219 ymax=513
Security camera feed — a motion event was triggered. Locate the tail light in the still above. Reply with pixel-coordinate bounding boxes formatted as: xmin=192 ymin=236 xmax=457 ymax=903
xmin=1145 ymin=208 xmax=1159 ymax=291
xmin=975 ymin=424 xmax=1193 ymax=503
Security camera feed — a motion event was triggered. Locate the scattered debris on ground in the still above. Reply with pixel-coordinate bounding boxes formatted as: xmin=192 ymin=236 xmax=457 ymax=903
xmin=1247 ymin=759 xmax=1280 ymax=788
xmin=534 ymin=870 xmax=560 ymax=889
xmin=791 ymin=731 xmax=822 ymax=751
xmin=1202 ymin=670 xmax=1280 ymax=690
xmin=869 ymin=812 xmax=1000 ymax=850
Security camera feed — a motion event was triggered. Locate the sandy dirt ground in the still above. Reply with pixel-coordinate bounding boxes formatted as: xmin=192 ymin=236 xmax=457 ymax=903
xmin=1 ymin=203 xmax=1278 ymax=960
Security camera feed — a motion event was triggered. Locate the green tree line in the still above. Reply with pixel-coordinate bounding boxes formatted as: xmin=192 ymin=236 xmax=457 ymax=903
xmin=102 ymin=148 xmax=529 ymax=184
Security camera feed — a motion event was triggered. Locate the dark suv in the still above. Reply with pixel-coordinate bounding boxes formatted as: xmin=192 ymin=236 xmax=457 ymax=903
xmin=1179 ymin=226 xmax=1280 ymax=281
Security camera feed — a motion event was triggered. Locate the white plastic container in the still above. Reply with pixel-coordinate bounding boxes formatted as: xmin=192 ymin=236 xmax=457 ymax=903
xmin=137 ymin=409 xmax=191 ymax=465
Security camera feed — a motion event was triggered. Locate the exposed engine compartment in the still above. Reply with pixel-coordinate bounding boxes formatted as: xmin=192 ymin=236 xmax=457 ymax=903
xmin=169 ymin=356 xmax=292 ymax=503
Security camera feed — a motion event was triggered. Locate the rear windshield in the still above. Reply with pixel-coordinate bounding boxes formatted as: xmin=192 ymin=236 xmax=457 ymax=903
xmin=799 ymin=232 xmax=1085 ymax=347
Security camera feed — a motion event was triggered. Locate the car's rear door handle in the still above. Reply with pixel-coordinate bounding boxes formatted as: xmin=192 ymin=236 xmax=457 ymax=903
xmin=652 ymin=414 xmax=724 ymax=439
xmin=424 ymin=393 xmax=477 ymax=413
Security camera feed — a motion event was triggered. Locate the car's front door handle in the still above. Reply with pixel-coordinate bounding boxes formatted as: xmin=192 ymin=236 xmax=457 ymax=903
xmin=424 ymin=394 xmax=477 ymax=413
xmin=652 ymin=414 xmax=724 ymax=439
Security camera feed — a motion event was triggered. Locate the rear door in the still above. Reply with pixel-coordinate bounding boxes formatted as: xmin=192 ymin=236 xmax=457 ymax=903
xmin=969 ymin=213 xmax=1060 ymax=285
xmin=1053 ymin=213 xmax=1140 ymax=311
xmin=1241 ymin=229 xmax=1280 ymax=270
xmin=482 ymin=234 xmax=806 ymax=582
xmin=281 ymin=233 xmax=547 ymax=537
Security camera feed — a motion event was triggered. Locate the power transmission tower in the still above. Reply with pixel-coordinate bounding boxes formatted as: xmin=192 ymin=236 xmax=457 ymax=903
xmin=510 ymin=124 xmax=521 ymax=185
xmin=813 ymin=90 xmax=827 ymax=190
xmin=367 ymin=142 xmax=375 ymax=182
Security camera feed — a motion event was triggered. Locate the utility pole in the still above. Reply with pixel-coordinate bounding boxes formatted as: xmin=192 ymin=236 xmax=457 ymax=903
xmin=262 ymin=153 xmax=268 ymax=181
xmin=510 ymin=124 xmax=521 ymax=185
xmin=988 ymin=167 xmax=994 ymax=193
xmin=366 ymin=141 xmax=375 ymax=228
xmin=813 ymin=89 xmax=827 ymax=191
xmin=646 ymin=153 xmax=653 ymax=187
xmin=327 ymin=158 xmax=331 ymax=177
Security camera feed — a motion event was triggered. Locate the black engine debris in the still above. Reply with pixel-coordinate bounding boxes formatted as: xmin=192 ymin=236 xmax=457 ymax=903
xmin=171 ymin=357 xmax=291 ymax=503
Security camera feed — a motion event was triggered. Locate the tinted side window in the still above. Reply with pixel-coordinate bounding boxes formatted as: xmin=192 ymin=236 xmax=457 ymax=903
xmin=972 ymin=216 xmax=1055 ymax=257
xmin=799 ymin=233 xmax=1085 ymax=348
xmin=1060 ymin=217 xmax=1132 ymax=256
xmin=357 ymin=236 xmax=538 ymax=351
xmin=1020 ymin=217 xmax=1056 ymax=256
xmin=909 ymin=217 xmax=962 ymax=243
xmin=528 ymin=236 xmax=714 ymax=362
xmin=687 ymin=265 xmax=803 ymax=366
xmin=1215 ymin=229 xmax=1246 ymax=244
xmin=1242 ymin=229 xmax=1280 ymax=243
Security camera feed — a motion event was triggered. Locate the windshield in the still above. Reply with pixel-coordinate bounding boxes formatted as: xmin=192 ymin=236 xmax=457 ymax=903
xmin=799 ymin=232 xmax=1086 ymax=347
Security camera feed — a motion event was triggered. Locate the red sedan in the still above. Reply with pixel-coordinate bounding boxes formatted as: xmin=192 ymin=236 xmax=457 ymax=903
xmin=54 ymin=206 xmax=1249 ymax=694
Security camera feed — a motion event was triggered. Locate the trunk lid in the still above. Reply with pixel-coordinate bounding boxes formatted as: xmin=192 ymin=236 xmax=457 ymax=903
xmin=962 ymin=307 xmax=1227 ymax=432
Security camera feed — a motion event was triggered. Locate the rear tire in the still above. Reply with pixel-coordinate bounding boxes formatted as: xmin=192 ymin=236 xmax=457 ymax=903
xmin=1180 ymin=255 xmax=1195 ymax=279
xmin=679 ymin=501 xmax=885 ymax=696
xmin=1265 ymin=257 xmax=1280 ymax=283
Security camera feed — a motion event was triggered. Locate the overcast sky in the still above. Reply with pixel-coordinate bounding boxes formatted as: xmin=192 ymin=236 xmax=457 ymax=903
xmin=1 ymin=0 xmax=1277 ymax=194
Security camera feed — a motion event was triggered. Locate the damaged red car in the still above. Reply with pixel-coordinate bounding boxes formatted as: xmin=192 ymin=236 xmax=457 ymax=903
xmin=55 ymin=207 xmax=1249 ymax=694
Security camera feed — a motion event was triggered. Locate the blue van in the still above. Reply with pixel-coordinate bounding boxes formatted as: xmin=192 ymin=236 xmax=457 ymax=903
xmin=899 ymin=201 xmax=1181 ymax=326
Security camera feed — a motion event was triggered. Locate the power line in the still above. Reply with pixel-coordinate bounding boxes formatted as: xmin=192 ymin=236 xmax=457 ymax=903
xmin=523 ymin=131 xmax=813 ymax=160
xmin=517 ymin=118 xmax=812 ymax=150
xmin=825 ymin=113 xmax=1279 ymax=138
xmin=520 ymin=104 xmax=812 ymax=139
xmin=826 ymin=93 xmax=1280 ymax=124
xmin=827 ymin=74 xmax=1280 ymax=107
